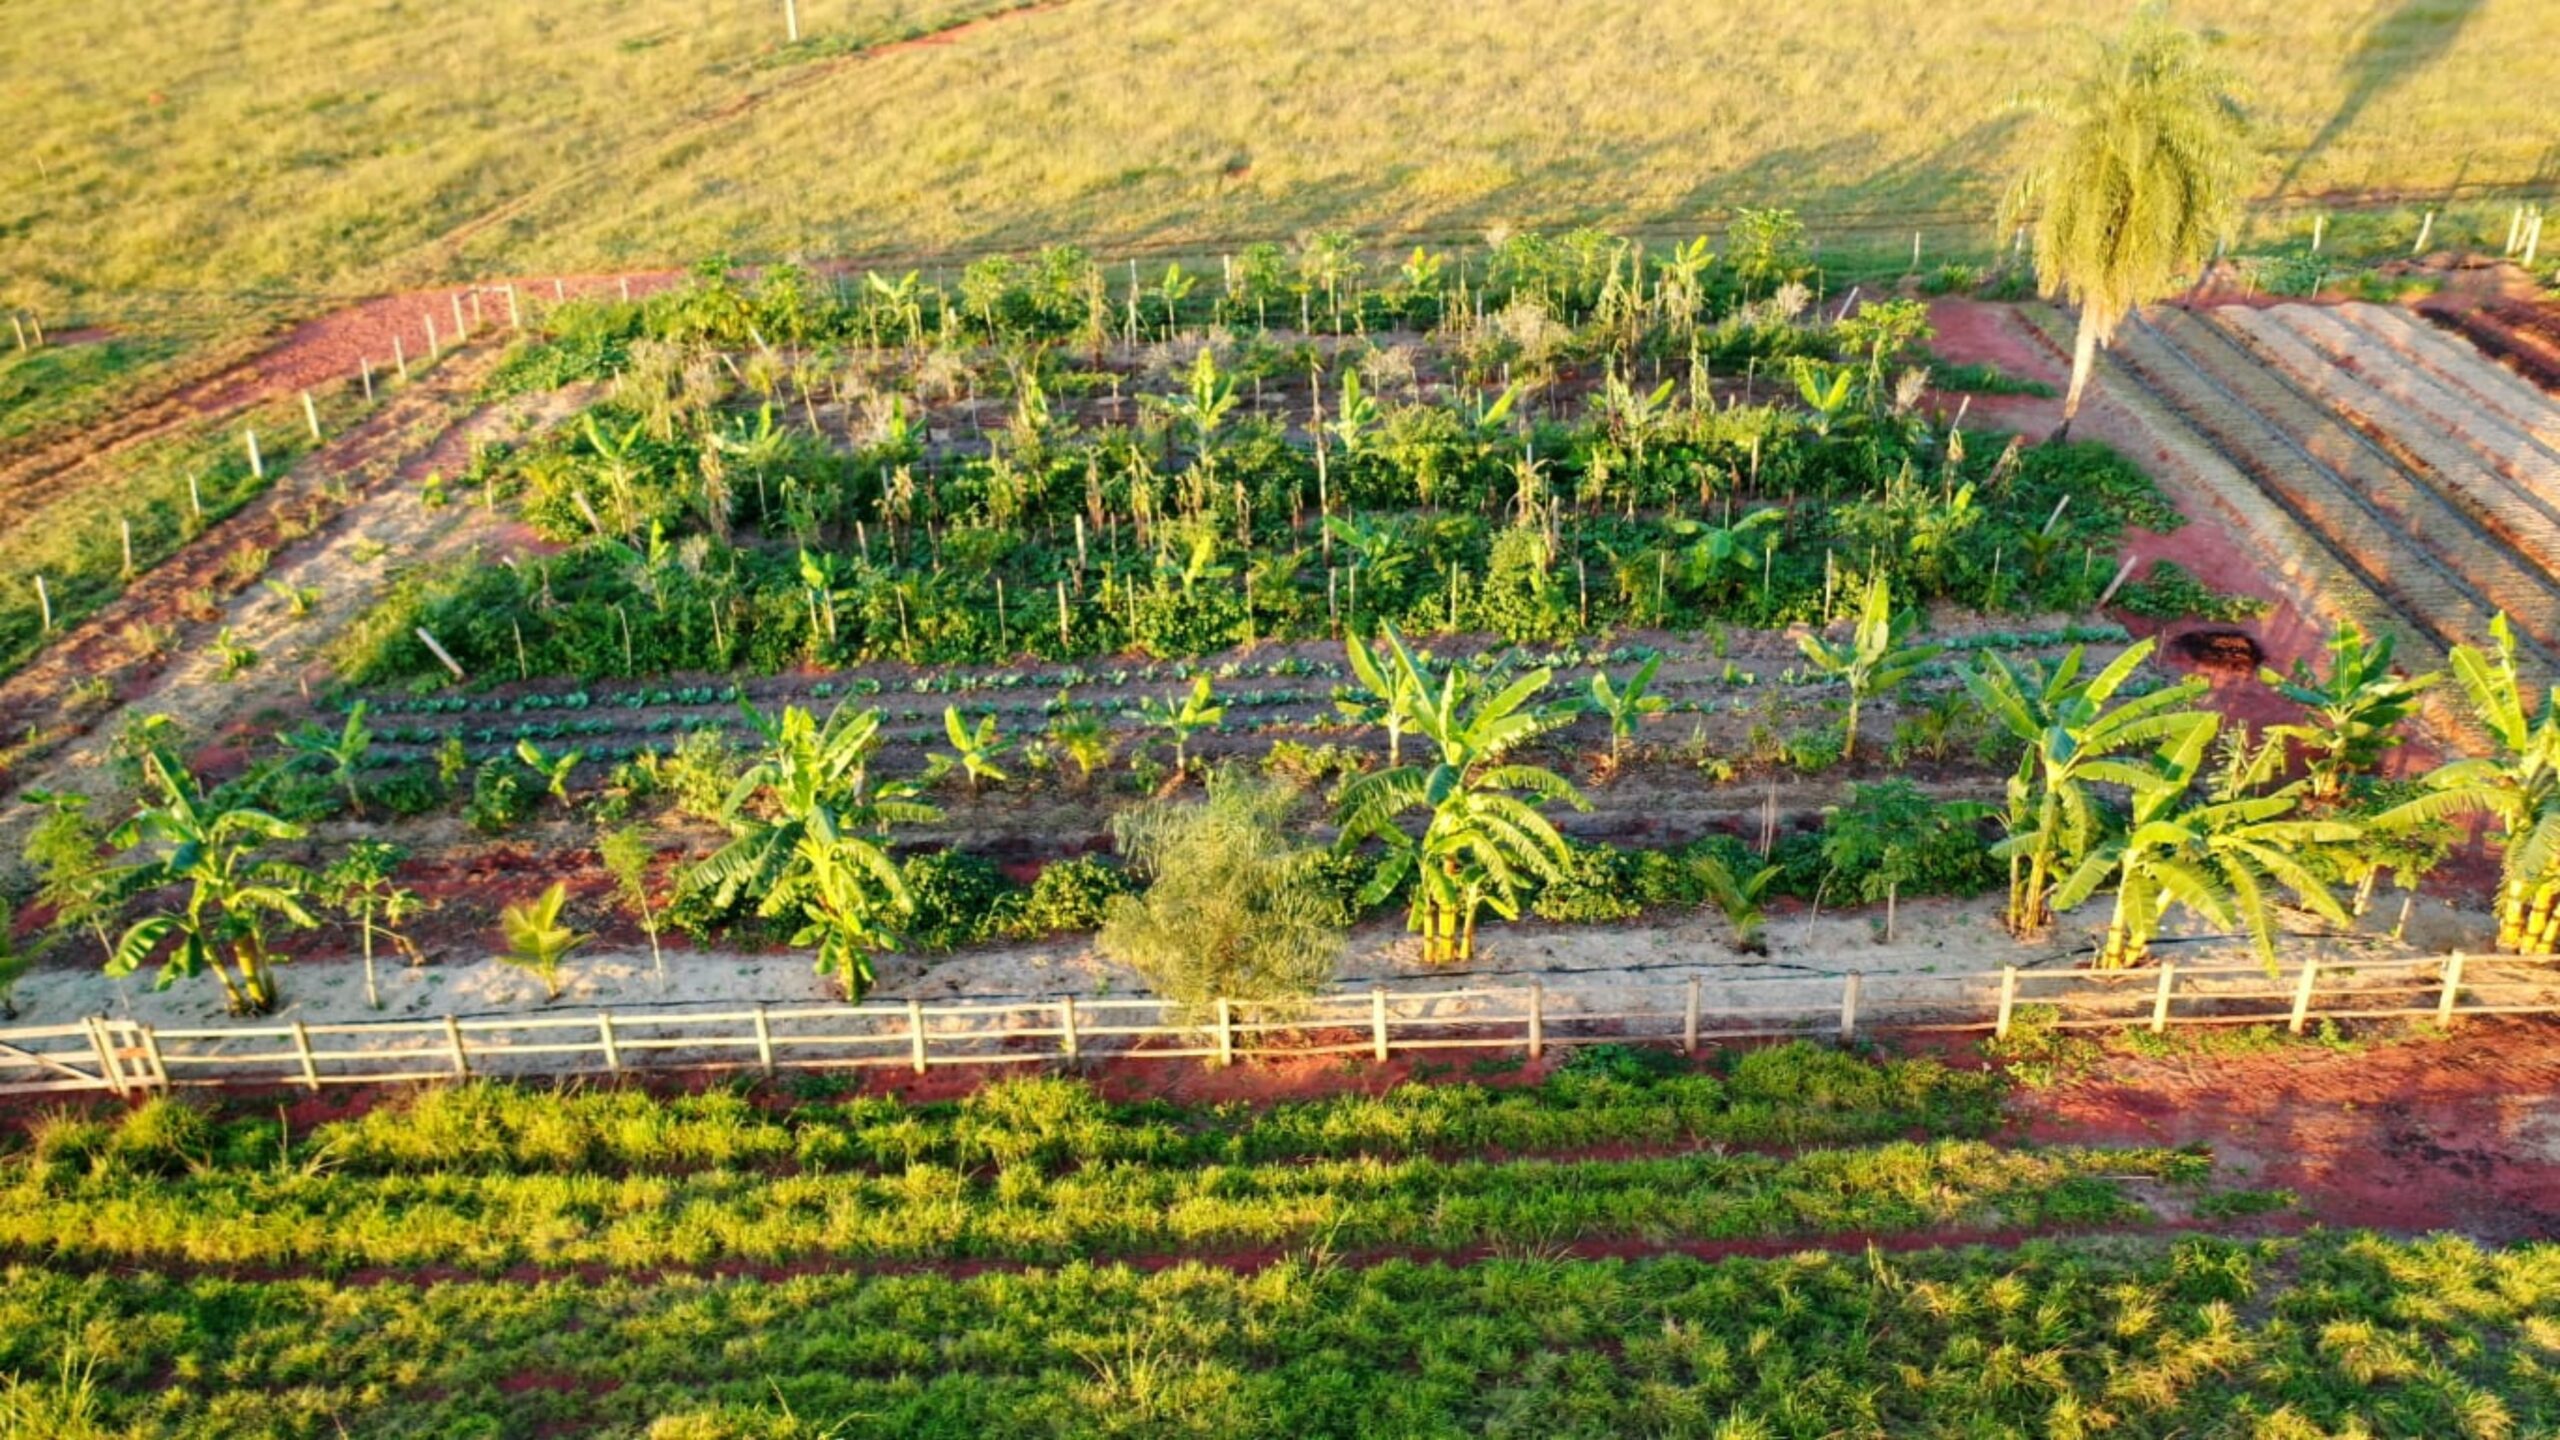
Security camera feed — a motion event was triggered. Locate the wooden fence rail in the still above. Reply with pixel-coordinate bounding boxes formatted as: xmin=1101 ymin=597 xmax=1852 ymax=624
xmin=9 ymin=952 xmax=2557 ymax=1097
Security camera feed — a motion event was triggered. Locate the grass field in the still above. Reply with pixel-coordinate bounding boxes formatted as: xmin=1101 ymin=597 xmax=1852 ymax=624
xmin=3 ymin=0 xmax=2554 ymax=332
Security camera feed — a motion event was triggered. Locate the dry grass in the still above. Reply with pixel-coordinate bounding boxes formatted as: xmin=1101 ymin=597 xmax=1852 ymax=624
xmin=3 ymin=0 xmax=2553 ymax=327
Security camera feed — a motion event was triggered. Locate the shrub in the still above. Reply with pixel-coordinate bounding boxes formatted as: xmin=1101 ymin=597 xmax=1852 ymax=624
xmin=1000 ymin=855 xmax=1129 ymax=939
xmin=898 ymin=850 xmax=1011 ymax=953
xmin=1099 ymin=769 xmax=1344 ymax=1018
xmin=465 ymin=757 xmax=543 ymax=834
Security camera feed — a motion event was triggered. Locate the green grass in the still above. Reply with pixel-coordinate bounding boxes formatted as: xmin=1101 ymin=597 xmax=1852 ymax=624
xmin=3 ymin=1232 xmax=2554 ymax=1436
xmin=5 ymin=1057 xmax=2195 ymax=1274
xmin=3 ymin=0 xmax=2552 ymax=330
xmin=0 ymin=336 xmax=186 ymax=446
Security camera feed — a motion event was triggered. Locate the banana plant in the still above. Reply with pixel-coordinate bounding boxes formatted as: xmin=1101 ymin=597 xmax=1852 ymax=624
xmin=494 ymin=882 xmax=587 ymax=1003
xmin=931 ymin=706 xmax=1012 ymax=795
xmin=2378 ymin=614 xmax=2560 ymax=953
xmin=1652 ymin=236 xmax=1716 ymax=326
xmin=681 ymin=704 xmax=940 ymax=999
xmin=515 ymin=739 xmax=584 ymax=806
xmin=1155 ymin=262 xmax=1196 ymax=336
xmin=1966 ymin=638 xmax=2214 ymax=937
xmin=107 ymin=735 xmax=317 ymax=1016
xmin=1152 ymin=349 xmax=1239 ymax=479
xmin=1795 ymin=573 xmax=1939 ymax=764
xmin=1792 ymin=360 xmax=1857 ymax=437
xmin=1667 ymin=508 xmax=1784 ymax=602
xmin=2261 ymin=622 xmax=2440 ymax=801
xmin=865 ymin=270 xmax=925 ymax=347
xmin=2052 ymin=724 xmax=2358 ymax=971
xmin=1585 ymin=652 xmax=1666 ymax=770
xmin=282 ymin=701 xmax=374 ymax=817
xmin=1139 ymin=676 xmax=1224 ymax=774
xmin=1334 ymin=626 xmax=1587 ymax=964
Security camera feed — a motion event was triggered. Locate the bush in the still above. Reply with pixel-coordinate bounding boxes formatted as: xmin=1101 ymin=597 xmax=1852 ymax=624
xmin=1000 ymin=855 xmax=1129 ymax=939
xmin=1099 ymin=769 xmax=1344 ymax=1018
xmin=465 ymin=758 xmax=542 ymax=835
xmin=899 ymin=850 xmax=1010 ymax=953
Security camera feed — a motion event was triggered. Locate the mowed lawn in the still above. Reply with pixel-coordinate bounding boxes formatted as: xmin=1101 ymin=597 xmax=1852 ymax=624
xmin=3 ymin=0 xmax=2553 ymax=323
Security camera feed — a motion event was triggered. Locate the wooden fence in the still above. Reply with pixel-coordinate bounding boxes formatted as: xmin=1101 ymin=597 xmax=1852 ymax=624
xmin=5 ymin=951 xmax=2556 ymax=1098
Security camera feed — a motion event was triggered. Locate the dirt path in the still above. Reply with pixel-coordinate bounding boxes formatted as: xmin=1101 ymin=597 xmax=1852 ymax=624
xmin=2022 ymin=1017 xmax=2560 ymax=1244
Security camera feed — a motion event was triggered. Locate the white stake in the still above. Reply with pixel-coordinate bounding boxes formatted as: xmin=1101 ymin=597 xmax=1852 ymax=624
xmin=506 ymin=283 xmax=522 ymax=330
xmin=784 ymin=0 xmax=799 ymax=42
xmin=245 ymin=428 xmax=263 ymax=479
xmin=33 ymin=576 xmax=51 ymax=632
xmin=553 ymin=278 xmax=566 ymax=303
xmin=187 ymin=472 xmax=203 ymax=519
xmin=2311 ymin=213 xmax=2327 ymax=252
xmin=450 ymin=291 xmax=468 ymax=342
xmin=2413 ymin=209 xmax=2436 ymax=255
xmin=8 ymin=315 xmax=21 ymax=351
xmin=423 ymin=312 xmax=439 ymax=358
xmin=121 ymin=518 xmax=134 ymax=576
xmin=619 ymin=277 xmax=631 ymax=302
xmin=360 ymin=356 xmax=374 ymax=400
xmin=302 ymin=390 xmax=321 ymax=440
xmin=394 ymin=335 xmax=409 ymax=381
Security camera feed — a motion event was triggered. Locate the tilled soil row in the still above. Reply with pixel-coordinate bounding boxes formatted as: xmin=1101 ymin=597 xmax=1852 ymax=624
xmin=2209 ymin=306 xmax=2560 ymax=586
xmin=2112 ymin=309 xmax=2546 ymax=675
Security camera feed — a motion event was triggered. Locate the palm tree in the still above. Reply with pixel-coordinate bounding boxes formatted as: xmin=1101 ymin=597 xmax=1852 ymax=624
xmin=106 ymin=736 xmax=318 ymax=1015
xmin=2380 ymin=615 xmax=2560 ymax=953
xmin=2053 ymin=725 xmax=2356 ymax=970
xmin=1334 ymin=627 xmax=1588 ymax=964
xmin=494 ymin=882 xmax=587 ymax=1003
xmin=1796 ymin=573 xmax=1938 ymax=764
xmin=1966 ymin=638 xmax=2213 ymax=936
xmin=2001 ymin=6 xmax=2248 ymax=438
xmin=2261 ymin=622 xmax=2439 ymax=801
xmin=283 ymin=702 xmax=374 ymax=817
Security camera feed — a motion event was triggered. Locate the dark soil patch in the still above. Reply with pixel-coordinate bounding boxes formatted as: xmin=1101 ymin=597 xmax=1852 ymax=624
xmin=2170 ymin=626 xmax=2263 ymax=676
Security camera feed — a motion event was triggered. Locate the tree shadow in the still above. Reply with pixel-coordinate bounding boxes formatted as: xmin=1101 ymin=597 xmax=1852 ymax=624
xmin=2275 ymin=0 xmax=2485 ymax=198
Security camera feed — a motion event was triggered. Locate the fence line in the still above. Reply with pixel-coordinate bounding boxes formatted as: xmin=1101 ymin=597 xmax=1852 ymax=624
xmin=9 ymin=952 xmax=2557 ymax=1098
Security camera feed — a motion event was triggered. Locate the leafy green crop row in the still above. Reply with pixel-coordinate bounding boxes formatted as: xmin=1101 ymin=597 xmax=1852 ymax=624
xmin=6 ymin=1232 xmax=2551 ymax=1437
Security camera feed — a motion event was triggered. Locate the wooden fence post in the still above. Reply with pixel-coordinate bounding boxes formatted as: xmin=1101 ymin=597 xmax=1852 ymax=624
xmin=2288 ymin=957 xmax=2319 ymax=1035
xmin=302 ymin=390 xmax=321 ymax=440
xmin=1683 ymin=975 xmax=1701 ymax=1055
xmin=444 ymin=1015 xmax=470 ymax=1077
xmin=907 ymin=999 xmax=928 ymax=1075
xmin=1527 ymin=983 xmax=1545 ymax=1060
xmin=84 ymin=1017 xmax=128 ymax=1097
xmin=290 ymin=1020 xmax=320 ymax=1090
xmin=598 ymin=1012 xmax=621 ymax=1071
xmin=1060 ymin=995 xmax=1080 ymax=1063
xmin=1995 ymin=966 xmax=2019 ymax=1038
xmin=752 ymin=1003 xmax=775 ymax=1075
xmin=1839 ymin=972 xmax=1863 ymax=1042
xmin=2150 ymin=961 xmax=2177 ymax=1033
xmin=133 ymin=1022 xmax=170 ymax=1092
xmin=2437 ymin=951 xmax=2466 ymax=1027
xmin=1370 ymin=986 xmax=1389 ymax=1062
xmin=1215 ymin=998 xmax=1235 ymax=1067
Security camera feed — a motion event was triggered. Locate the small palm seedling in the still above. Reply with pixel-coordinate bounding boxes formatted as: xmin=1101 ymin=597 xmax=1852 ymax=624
xmin=515 ymin=739 xmax=584 ymax=807
xmin=600 ymin=825 xmax=669 ymax=985
xmin=1796 ymin=573 xmax=1938 ymax=764
xmin=495 ymin=882 xmax=587 ymax=1003
xmin=1139 ymin=676 xmax=1223 ymax=777
xmin=283 ymin=701 xmax=374 ymax=817
xmin=929 ymin=707 xmax=1012 ymax=795
xmin=1691 ymin=853 xmax=1781 ymax=955
xmin=1585 ymin=652 xmax=1666 ymax=775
